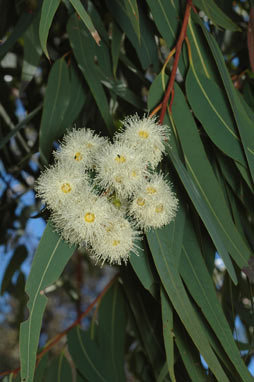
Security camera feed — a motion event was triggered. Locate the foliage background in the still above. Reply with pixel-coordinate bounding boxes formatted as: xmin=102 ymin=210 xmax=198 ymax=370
xmin=1 ymin=0 xmax=254 ymax=381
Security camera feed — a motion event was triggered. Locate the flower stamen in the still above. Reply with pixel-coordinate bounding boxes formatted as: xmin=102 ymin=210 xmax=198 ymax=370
xmin=74 ymin=152 xmax=83 ymax=161
xmin=138 ymin=130 xmax=149 ymax=139
xmin=61 ymin=183 xmax=72 ymax=193
xmin=84 ymin=212 xmax=95 ymax=223
xmin=155 ymin=204 xmax=164 ymax=213
xmin=146 ymin=186 xmax=157 ymax=194
xmin=115 ymin=155 xmax=126 ymax=163
xmin=137 ymin=198 xmax=145 ymax=206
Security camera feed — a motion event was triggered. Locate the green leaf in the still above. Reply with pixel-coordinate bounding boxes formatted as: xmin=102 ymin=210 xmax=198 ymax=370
xmin=46 ymin=353 xmax=72 ymax=382
xmin=69 ymin=0 xmax=101 ymax=45
xmin=39 ymin=58 xmax=70 ymax=163
xmin=161 ymin=288 xmax=176 ymax=382
xmin=111 ymin=22 xmax=122 ymax=78
xmin=174 ymin=321 xmax=208 ymax=382
xmin=123 ymin=0 xmax=140 ymax=42
xmin=1 ymin=245 xmax=28 ymax=295
xmin=122 ymin=269 xmax=164 ymax=377
xmin=180 ymin=216 xmax=253 ymax=382
xmin=148 ymin=73 xmax=243 ymax=283
xmin=146 ymin=228 xmax=228 ymax=382
xmin=68 ymin=327 xmax=108 ymax=381
xmin=193 ymin=0 xmax=240 ymax=31
xmin=0 ymin=11 xmax=35 ymax=59
xmin=60 ymin=65 xmax=87 ymax=131
xmin=68 ymin=282 xmax=126 ymax=382
xmin=130 ymin=240 xmax=156 ymax=294
xmin=0 ymin=105 xmax=42 ymax=150
xmin=195 ymin=14 xmax=254 ymax=185
xmin=106 ymin=0 xmax=159 ymax=70
xmin=145 ymin=0 xmax=178 ymax=49
xmin=67 ymin=14 xmax=112 ymax=129
xmin=98 ymin=282 xmax=127 ymax=381
xmin=171 ymin=83 xmax=250 ymax=271
xmin=21 ymin=9 xmax=42 ymax=85
xmin=34 ymin=353 xmax=49 ymax=382
xmin=19 ymin=222 xmax=75 ymax=382
xmin=39 ymin=0 xmax=61 ymax=59
xmin=187 ymin=15 xmax=218 ymax=79
xmin=186 ymin=66 xmax=246 ymax=166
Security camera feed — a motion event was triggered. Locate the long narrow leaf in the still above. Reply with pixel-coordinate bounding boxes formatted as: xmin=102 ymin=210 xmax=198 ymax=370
xmin=20 ymin=223 xmax=75 ymax=382
xmin=39 ymin=0 xmax=60 ymax=59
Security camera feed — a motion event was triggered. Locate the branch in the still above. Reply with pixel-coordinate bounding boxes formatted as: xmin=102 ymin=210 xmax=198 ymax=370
xmin=159 ymin=0 xmax=192 ymax=124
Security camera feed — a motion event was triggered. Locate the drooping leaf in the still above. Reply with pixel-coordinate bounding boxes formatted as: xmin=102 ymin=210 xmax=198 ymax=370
xmin=146 ymin=228 xmax=228 ymax=382
xmin=60 ymin=65 xmax=87 ymax=131
xmin=106 ymin=0 xmax=159 ymax=70
xmin=39 ymin=0 xmax=61 ymax=59
xmin=174 ymin=321 xmax=208 ymax=382
xmin=122 ymin=268 xmax=165 ymax=378
xmin=123 ymin=0 xmax=140 ymax=42
xmin=186 ymin=66 xmax=246 ymax=166
xmin=148 ymin=72 xmax=245 ymax=283
xmin=130 ymin=240 xmax=156 ymax=295
xmin=248 ymin=7 xmax=254 ymax=72
xmin=68 ymin=327 xmax=108 ymax=382
xmin=68 ymin=282 xmax=126 ymax=382
xmin=193 ymin=0 xmax=240 ymax=31
xmin=21 ymin=9 xmax=42 ymax=85
xmin=46 ymin=353 xmax=72 ymax=382
xmin=0 ymin=11 xmax=35 ymax=59
xmin=98 ymin=282 xmax=127 ymax=381
xmin=0 ymin=105 xmax=42 ymax=150
xmin=39 ymin=57 xmax=70 ymax=163
xmin=180 ymin=216 xmax=253 ymax=382
xmin=161 ymin=288 xmax=176 ymax=382
xmin=69 ymin=0 xmax=101 ymax=45
xmin=19 ymin=222 xmax=75 ymax=382
xmin=67 ymin=14 xmax=112 ymax=129
xmin=111 ymin=22 xmax=122 ymax=78
xmin=1 ymin=245 xmax=28 ymax=295
xmin=195 ymin=14 xmax=254 ymax=185
xmin=171 ymin=83 xmax=250 ymax=272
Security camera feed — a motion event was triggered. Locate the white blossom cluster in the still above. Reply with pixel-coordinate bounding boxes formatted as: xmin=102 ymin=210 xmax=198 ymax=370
xmin=35 ymin=115 xmax=178 ymax=265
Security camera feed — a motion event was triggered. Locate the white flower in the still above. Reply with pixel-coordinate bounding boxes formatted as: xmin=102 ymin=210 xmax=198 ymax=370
xmin=90 ymin=216 xmax=140 ymax=265
xmin=129 ymin=174 xmax=178 ymax=230
xmin=95 ymin=141 xmax=149 ymax=198
xmin=54 ymin=128 xmax=108 ymax=170
xmin=51 ymin=190 xmax=118 ymax=246
xmin=117 ymin=114 xmax=169 ymax=169
xmin=34 ymin=161 xmax=87 ymax=211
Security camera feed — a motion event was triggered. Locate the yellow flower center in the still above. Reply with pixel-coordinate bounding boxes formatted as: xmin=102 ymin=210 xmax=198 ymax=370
xmin=155 ymin=204 xmax=164 ymax=213
xmin=138 ymin=130 xmax=149 ymax=139
xmin=86 ymin=142 xmax=93 ymax=148
xmin=113 ymin=199 xmax=121 ymax=208
xmin=115 ymin=176 xmax=123 ymax=183
xmin=146 ymin=186 xmax=157 ymax=194
xmin=106 ymin=223 xmax=114 ymax=232
xmin=74 ymin=152 xmax=83 ymax=161
xmin=61 ymin=183 xmax=72 ymax=193
xmin=112 ymin=240 xmax=120 ymax=246
xmin=131 ymin=171 xmax=137 ymax=177
xmin=84 ymin=212 xmax=95 ymax=223
xmin=115 ymin=155 xmax=126 ymax=163
xmin=137 ymin=198 xmax=145 ymax=206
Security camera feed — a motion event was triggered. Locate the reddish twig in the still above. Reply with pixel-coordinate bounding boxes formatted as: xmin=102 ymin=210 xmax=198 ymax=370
xmin=0 ymin=273 xmax=119 ymax=379
xmin=159 ymin=0 xmax=192 ymax=124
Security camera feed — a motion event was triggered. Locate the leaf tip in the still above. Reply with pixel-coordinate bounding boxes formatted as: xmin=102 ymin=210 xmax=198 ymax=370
xmin=91 ymin=30 xmax=101 ymax=46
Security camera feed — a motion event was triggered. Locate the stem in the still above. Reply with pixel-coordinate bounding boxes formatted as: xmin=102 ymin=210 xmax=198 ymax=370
xmin=159 ymin=0 xmax=192 ymax=124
